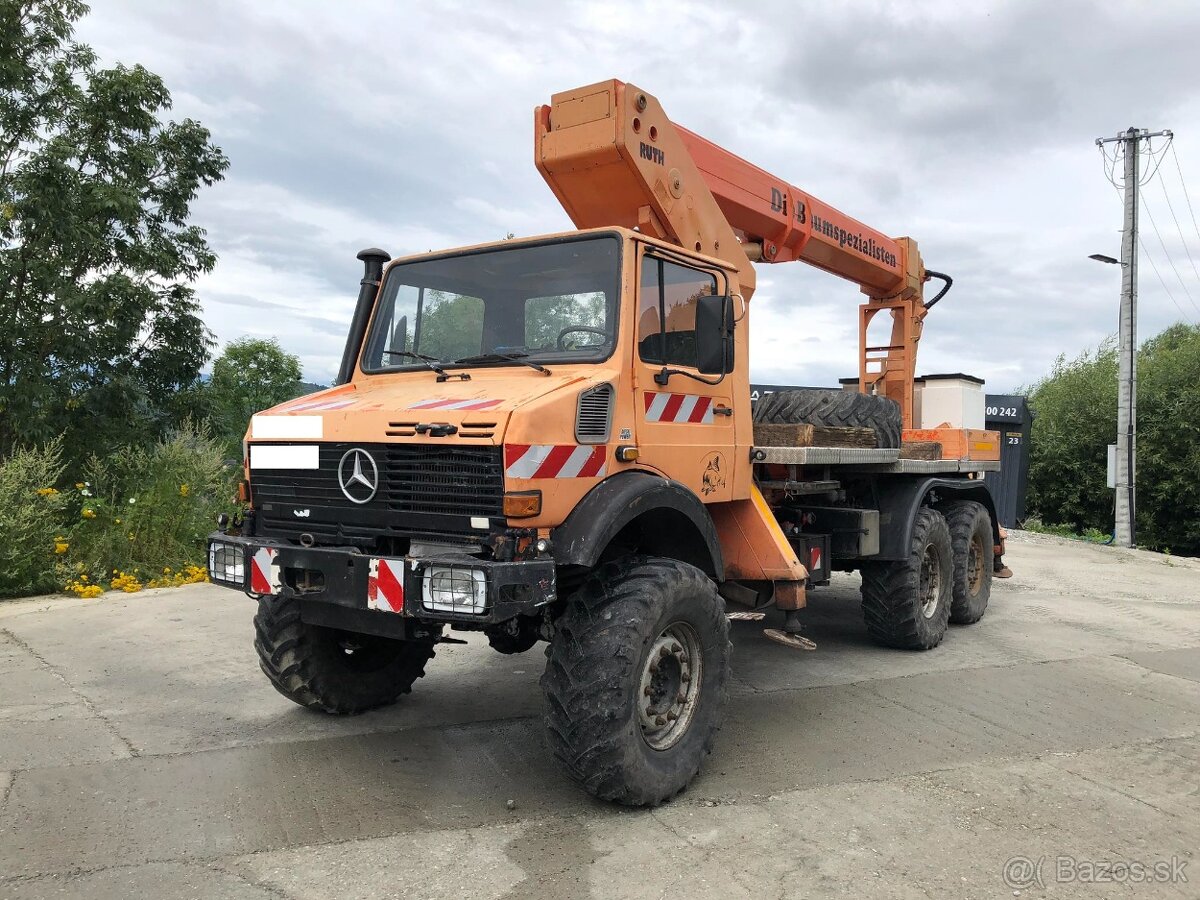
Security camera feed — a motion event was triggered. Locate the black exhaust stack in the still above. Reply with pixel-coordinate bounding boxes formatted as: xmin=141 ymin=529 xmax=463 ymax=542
xmin=335 ymin=247 xmax=391 ymax=385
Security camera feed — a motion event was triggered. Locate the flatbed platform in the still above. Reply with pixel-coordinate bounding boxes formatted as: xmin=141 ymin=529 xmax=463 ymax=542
xmin=752 ymin=446 xmax=1001 ymax=474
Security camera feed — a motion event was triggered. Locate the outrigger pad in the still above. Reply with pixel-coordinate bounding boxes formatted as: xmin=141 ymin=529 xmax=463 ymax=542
xmin=763 ymin=628 xmax=817 ymax=651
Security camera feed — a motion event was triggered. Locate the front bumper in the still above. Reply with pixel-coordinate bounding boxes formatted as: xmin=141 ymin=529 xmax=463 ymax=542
xmin=207 ymin=533 xmax=556 ymax=626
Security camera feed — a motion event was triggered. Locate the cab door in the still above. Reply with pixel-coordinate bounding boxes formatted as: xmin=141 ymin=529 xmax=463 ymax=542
xmin=633 ymin=248 xmax=736 ymax=502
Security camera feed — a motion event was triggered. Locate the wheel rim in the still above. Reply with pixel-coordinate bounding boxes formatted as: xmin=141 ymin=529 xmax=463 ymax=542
xmin=637 ymin=622 xmax=702 ymax=751
xmin=967 ymin=533 xmax=985 ymax=596
xmin=920 ymin=545 xmax=942 ymax=619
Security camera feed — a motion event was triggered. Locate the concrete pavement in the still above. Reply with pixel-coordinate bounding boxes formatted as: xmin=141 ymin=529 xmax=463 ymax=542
xmin=1 ymin=532 xmax=1198 ymax=898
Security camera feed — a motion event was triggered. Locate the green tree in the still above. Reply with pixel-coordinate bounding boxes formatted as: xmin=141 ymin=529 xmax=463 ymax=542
xmin=0 ymin=0 xmax=229 ymax=462
xmin=525 ymin=292 xmax=605 ymax=349
xmin=206 ymin=337 xmax=304 ymax=453
xmin=415 ymin=291 xmax=485 ymax=361
xmin=1134 ymin=323 xmax=1200 ymax=553
xmin=1025 ymin=323 xmax=1200 ymax=555
xmin=1024 ymin=340 xmax=1118 ymax=534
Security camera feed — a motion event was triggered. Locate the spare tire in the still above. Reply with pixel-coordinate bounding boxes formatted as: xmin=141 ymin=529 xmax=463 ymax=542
xmin=753 ymin=388 xmax=902 ymax=448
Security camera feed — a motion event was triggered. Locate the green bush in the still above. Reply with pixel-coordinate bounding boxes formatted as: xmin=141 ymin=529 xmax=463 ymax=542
xmin=1025 ymin=323 xmax=1200 ymax=555
xmin=0 ymin=439 xmax=69 ymax=598
xmin=66 ymin=422 xmax=238 ymax=584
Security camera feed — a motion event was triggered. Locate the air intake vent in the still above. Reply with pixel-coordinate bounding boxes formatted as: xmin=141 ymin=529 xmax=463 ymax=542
xmin=576 ymin=383 xmax=613 ymax=444
xmin=460 ymin=420 xmax=497 ymax=439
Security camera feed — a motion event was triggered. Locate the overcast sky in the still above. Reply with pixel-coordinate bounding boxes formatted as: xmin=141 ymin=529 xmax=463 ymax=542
xmin=75 ymin=0 xmax=1200 ymax=392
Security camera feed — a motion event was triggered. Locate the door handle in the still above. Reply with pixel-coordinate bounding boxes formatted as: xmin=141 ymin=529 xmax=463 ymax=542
xmin=713 ymin=405 xmax=732 ymax=417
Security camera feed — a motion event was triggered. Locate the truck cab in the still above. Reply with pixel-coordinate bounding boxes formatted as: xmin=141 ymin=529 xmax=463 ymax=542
xmin=211 ymin=226 xmax=749 ymax=620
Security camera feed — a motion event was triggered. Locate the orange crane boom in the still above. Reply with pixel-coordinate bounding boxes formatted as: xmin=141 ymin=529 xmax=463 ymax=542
xmin=534 ymin=78 xmax=940 ymax=427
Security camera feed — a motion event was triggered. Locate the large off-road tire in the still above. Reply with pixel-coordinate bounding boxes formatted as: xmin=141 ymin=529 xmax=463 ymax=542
xmin=940 ymin=501 xmax=993 ymax=625
xmin=860 ymin=507 xmax=953 ymax=649
xmin=753 ymin=388 xmax=902 ymax=448
xmin=541 ymin=556 xmax=731 ymax=806
xmin=254 ymin=593 xmax=436 ymax=714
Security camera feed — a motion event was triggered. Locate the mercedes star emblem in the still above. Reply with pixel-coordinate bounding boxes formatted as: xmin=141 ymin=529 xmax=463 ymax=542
xmin=337 ymin=448 xmax=379 ymax=504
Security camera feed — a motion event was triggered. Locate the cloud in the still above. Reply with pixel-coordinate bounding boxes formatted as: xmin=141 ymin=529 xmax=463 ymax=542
xmin=74 ymin=0 xmax=1200 ymax=389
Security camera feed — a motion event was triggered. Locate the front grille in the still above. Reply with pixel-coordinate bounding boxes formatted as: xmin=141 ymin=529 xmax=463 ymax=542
xmin=251 ymin=443 xmax=503 ymax=546
xmin=382 ymin=445 xmax=503 ymax=515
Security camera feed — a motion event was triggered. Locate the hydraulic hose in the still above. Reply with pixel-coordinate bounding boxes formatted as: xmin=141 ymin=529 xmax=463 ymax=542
xmin=923 ymin=270 xmax=953 ymax=309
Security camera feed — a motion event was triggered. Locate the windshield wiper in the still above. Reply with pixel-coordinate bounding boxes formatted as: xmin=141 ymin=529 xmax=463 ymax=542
xmin=382 ymin=350 xmax=447 ymax=376
xmin=452 ymin=351 xmax=551 ymax=376
xmin=381 ymin=350 xmax=470 ymax=382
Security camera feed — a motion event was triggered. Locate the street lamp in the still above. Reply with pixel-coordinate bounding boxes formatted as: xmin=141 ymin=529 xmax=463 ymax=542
xmin=1088 ymin=253 xmax=1120 ymax=265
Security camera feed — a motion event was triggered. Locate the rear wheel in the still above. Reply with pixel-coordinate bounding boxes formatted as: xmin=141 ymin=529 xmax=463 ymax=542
xmin=941 ymin=501 xmax=993 ymax=624
xmin=752 ymin=388 xmax=902 ymax=448
xmin=541 ymin=556 xmax=731 ymax=806
xmin=860 ymin=507 xmax=953 ymax=649
xmin=254 ymin=593 xmax=436 ymax=714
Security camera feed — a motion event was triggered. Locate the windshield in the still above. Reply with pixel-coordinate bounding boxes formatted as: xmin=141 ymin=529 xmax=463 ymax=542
xmin=361 ymin=236 xmax=621 ymax=373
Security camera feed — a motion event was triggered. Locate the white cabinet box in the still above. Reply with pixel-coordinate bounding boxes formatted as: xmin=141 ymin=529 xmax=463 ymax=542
xmin=914 ymin=374 xmax=985 ymax=429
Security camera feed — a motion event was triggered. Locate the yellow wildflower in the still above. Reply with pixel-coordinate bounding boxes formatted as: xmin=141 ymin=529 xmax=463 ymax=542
xmin=109 ymin=571 xmax=143 ymax=593
xmin=65 ymin=578 xmax=104 ymax=598
xmin=36 ymin=487 xmax=59 ymax=496
xmin=114 ymin=518 xmax=121 ymax=524
xmin=75 ymin=482 xmax=85 ymax=489
xmin=81 ymin=508 xmax=96 ymax=519
xmin=54 ymin=541 xmax=69 ymax=554
xmin=179 ymin=484 xmax=190 ymax=497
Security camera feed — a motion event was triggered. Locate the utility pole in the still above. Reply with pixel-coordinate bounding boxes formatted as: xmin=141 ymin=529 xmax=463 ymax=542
xmin=1094 ymin=127 xmax=1171 ymax=548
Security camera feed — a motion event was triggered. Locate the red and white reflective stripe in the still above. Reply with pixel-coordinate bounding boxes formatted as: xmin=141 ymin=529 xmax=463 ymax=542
xmin=504 ymin=444 xmax=607 ymax=479
xmin=409 ymin=398 xmax=503 ymax=411
xmin=810 ymin=546 xmax=823 ymax=573
xmin=275 ymin=396 xmax=356 ymax=413
xmin=295 ymin=398 xmax=356 ymax=412
xmin=643 ymin=392 xmax=714 ymax=424
xmin=367 ymin=558 xmax=406 ymax=613
xmin=250 ymin=547 xmax=279 ymax=595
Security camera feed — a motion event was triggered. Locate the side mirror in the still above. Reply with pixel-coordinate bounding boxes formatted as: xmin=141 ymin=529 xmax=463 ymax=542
xmin=695 ymin=294 xmax=734 ymax=375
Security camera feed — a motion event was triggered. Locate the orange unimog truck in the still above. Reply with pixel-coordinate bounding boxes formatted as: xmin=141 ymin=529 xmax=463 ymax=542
xmin=207 ymin=80 xmax=1000 ymax=806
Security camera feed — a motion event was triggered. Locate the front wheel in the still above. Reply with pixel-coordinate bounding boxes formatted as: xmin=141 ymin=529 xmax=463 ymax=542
xmin=254 ymin=593 xmax=437 ymax=714
xmin=541 ymin=556 xmax=731 ymax=806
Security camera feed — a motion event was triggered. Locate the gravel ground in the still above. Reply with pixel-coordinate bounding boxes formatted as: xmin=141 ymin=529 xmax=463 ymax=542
xmin=1 ymin=532 xmax=1198 ymax=898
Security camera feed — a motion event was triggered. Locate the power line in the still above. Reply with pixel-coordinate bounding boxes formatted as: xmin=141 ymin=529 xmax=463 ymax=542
xmin=1152 ymin=159 xmax=1200 ymax=285
xmin=1140 ymin=191 xmax=1200 ymax=317
xmin=1140 ymin=134 xmax=1172 ymax=185
xmin=1138 ymin=235 xmax=1197 ymax=325
xmin=1169 ymin=142 xmax=1200 ymax=248
xmin=1104 ymin=173 xmax=1196 ymax=324
xmin=1100 ymin=140 xmax=1124 ymax=189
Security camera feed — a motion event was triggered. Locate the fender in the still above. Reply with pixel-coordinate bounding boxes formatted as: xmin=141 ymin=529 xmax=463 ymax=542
xmin=874 ymin=477 xmax=1000 ymax=561
xmin=550 ymin=472 xmax=724 ymax=576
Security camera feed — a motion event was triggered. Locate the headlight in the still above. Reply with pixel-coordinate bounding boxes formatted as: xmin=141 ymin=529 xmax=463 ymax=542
xmin=422 ymin=565 xmax=488 ymax=615
xmin=208 ymin=541 xmax=245 ymax=585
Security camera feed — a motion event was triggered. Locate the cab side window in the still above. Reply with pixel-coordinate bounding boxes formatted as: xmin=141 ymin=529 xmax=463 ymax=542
xmin=637 ymin=256 xmax=717 ymax=369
